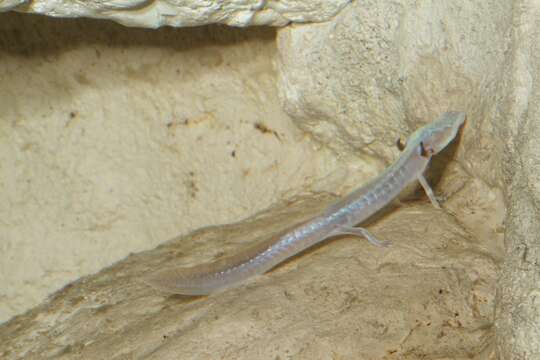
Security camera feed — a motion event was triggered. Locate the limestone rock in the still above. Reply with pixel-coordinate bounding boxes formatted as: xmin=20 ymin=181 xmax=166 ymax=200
xmin=0 ymin=15 xmax=347 ymax=325
xmin=0 ymin=0 xmax=350 ymax=27
xmin=0 ymin=195 xmax=499 ymax=359
xmin=3 ymin=0 xmax=540 ymax=358
xmin=277 ymin=0 xmax=510 ymax=183
xmin=494 ymin=1 xmax=540 ymax=356
xmin=275 ymin=1 xmax=537 ymax=357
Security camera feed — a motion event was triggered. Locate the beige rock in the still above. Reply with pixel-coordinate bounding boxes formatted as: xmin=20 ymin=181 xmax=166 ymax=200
xmin=4 ymin=0 xmax=539 ymax=358
xmin=495 ymin=1 xmax=540 ymax=357
xmin=277 ymin=0 xmax=510 ymax=186
xmin=0 ymin=194 xmax=499 ymax=359
xmin=0 ymin=0 xmax=350 ymax=27
xmin=277 ymin=0 xmax=523 ymax=357
xmin=0 ymin=14 xmax=352 ymax=324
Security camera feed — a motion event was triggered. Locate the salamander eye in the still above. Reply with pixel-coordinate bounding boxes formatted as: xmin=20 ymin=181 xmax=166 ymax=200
xmin=396 ymin=137 xmax=406 ymax=151
xmin=419 ymin=141 xmax=435 ymax=158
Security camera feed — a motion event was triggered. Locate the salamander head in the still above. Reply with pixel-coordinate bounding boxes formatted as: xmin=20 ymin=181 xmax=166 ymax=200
xmin=410 ymin=111 xmax=466 ymax=156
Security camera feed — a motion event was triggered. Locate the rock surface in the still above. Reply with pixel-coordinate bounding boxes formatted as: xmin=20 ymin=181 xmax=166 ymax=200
xmin=0 ymin=194 xmax=500 ymax=359
xmin=277 ymin=0 xmax=510 ymax=181
xmin=4 ymin=0 xmax=540 ymax=358
xmin=0 ymin=14 xmax=349 ymax=324
xmin=495 ymin=1 xmax=540 ymax=358
xmin=275 ymin=1 xmax=540 ymax=358
xmin=0 ymin=0 xmax=350 ymax=27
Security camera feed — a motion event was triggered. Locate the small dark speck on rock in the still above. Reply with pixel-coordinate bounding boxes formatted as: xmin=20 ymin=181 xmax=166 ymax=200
xmin=254 ymin=122 xmax=281 ymax=141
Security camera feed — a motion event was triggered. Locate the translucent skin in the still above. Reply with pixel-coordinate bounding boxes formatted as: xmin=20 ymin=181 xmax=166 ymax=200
xmin=144 ymin=112 xmax=466 ymax=295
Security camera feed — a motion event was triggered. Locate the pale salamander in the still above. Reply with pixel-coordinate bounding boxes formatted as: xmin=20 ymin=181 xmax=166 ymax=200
xmin=144 ymin=112 xmax=466 ymax=295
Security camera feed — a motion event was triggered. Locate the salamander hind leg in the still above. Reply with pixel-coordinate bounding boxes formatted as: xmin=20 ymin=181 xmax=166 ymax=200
xmin=331 ymin=226 xmax=390 ymax=247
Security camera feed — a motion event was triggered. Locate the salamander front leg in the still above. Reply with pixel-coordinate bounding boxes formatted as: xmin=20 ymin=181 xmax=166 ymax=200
xmin=417 ymin=174 xmax=441 ymax=209
xmin=331 ymin=226 xmax=390 ymax=247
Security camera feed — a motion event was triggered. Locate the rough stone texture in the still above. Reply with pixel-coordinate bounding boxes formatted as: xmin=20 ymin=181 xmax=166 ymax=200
xmin=277 ymin=1 xmax=534 ymax=358
xmin=278 ymin=0 xmax=509 ymax=187
xmin=0 ymin=0 xmax=350 ymax=28
xmin=0 ymin=14 xmax=355 ymax=324
xmin=0 ymin=194 xmax=500 ymax=359
xmin=495 ymin=1 xmax=540 ymax=359
xmin=4 ymin=0 xmax=539 ymax=358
